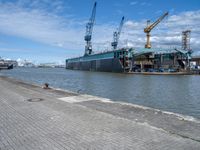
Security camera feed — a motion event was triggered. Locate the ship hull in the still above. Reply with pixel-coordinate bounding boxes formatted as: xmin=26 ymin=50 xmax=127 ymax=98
xmin=0 ymin=64 xmax=13 ymax=70
xmin=66 ymin=58 xmax=124 ymax=72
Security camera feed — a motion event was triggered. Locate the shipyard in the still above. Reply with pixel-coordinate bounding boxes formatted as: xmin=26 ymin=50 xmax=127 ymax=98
xmin=0 ymin=0 xmax=200 ymax=150
xmin=66 ymin=2 xmax=200 ymax=75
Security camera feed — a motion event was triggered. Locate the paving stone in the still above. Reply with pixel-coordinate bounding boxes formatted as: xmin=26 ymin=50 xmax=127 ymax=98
xmin=0 ymin=76 xmax=200 ymax=150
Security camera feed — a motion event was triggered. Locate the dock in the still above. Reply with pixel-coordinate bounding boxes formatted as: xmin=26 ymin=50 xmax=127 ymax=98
xmin=0 ymin=76 xmax=200 ymax=150
xmin=127 ymin=71 xmax=193 ymax=75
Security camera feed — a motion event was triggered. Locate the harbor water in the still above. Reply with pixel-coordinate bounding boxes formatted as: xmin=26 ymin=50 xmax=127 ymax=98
xmin=0 ymin=67 xmax=200 ymax=119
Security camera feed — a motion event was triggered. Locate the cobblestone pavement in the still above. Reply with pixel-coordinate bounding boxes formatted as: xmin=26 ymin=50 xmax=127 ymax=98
xmin=0 ymin=76 xmax=200 ymax=150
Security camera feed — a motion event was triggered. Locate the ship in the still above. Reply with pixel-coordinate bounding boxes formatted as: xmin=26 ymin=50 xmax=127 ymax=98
xmin=66 ymin=2 xmax=134 ymax=73
xmin=0 ymin=57 xmax=17 ymax=70
xmin=0 ymin=61 xmax=14 ymax=70
xmin=66 ymin=48 xmax=134 ymax=72
xmin=66 ymin=2 xmax=192 ymax=73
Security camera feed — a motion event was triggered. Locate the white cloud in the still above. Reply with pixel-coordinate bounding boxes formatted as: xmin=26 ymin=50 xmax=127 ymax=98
xmin=0 ymin=0 xmax=200 ymax=57
xmin=0 ymin=1 xmax=84 ymax=51
xmin=0 ymin=0 xmax=115 ymax=54
xmin=140 ymin=2 xmax=151 ymax=6
xmin=130 ymin=1 xmax=138 ymax=5
xmin=120 ymin=10 xmax=200 ymax=51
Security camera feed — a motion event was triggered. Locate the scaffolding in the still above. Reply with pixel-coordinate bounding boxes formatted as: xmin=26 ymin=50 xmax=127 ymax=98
xmin=182 ymin=30 xmax=191 ymax=51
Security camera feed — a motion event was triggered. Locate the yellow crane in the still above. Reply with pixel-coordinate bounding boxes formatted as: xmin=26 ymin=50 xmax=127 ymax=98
xmin=144 ymin=12 xmax=168 ymax=49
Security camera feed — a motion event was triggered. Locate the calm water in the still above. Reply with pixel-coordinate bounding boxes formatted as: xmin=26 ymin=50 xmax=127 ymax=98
xmin=1 ymin=68 xmax=200 ymax=119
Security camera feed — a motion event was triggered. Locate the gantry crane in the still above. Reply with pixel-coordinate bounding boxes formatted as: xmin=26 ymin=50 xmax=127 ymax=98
xmin=84 ymin=2 xmax=97 ymax=56
xmin=111 ymin=16 xmax=125 ymax=50
xmin=144 ymin=12 xmax=168 ymax=49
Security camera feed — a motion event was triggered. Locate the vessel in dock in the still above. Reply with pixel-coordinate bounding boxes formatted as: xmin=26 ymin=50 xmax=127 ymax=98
xmin=66 ymin=2 xmax=193 ymax=74
xmin=0 ymin=58 xmax=15 ymax=70
xmin=66 ymin=47 xmax=191 ymax=73
xmin=66 ymin=48 xmax=134 ymax=72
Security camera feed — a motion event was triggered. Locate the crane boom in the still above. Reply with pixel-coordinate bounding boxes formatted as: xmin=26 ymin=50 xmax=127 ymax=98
xmin=84 ymin=2 xmax=97 ymax=56
xmin=144 ymin=12 xmax=168 ymax=48
xmin=111 ymin=16 xmax=125 ymax=49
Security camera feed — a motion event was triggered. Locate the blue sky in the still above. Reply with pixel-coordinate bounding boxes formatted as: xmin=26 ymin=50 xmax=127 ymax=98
xmin=0 ymin=0 xmax=200 ymax=63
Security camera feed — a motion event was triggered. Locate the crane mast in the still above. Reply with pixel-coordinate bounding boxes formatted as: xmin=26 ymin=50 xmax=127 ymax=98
xmin=84 ymin=2 xmax=97 ymax=56
xmin=144 ymin=12 xmax=168 ymax=49
xmin=111 ymin=16 xmax=125 ymax=50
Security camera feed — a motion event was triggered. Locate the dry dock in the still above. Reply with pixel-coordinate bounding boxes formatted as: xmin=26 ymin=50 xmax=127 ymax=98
xmin=0 ymin=76 xmax=200 ymax=150
xmin=127 ymin=71 xmax=192 ymax=75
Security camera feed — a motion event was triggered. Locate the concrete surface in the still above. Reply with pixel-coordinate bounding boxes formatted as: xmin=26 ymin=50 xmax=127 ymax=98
xmin=0 ymin=76 xmax=200 ymax=150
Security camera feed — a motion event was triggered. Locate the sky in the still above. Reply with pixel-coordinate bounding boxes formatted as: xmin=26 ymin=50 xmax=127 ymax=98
xmin=0 ymin=0 xmax=200 ymax=63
